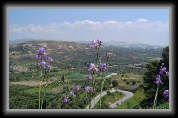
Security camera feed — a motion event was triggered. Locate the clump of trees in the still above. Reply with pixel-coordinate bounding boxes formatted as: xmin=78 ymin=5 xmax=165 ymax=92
xmin=141 ymin=46 xmax=169 ymax=108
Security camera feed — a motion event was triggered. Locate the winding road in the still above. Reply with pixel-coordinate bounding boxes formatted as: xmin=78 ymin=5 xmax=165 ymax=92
xmin=85 ymin=73 xmax=134 ymax=109
xmin=109 ymin=89 xmax=133 ymax=109
xmin=85 ymin=88 xmax=133 ymax=109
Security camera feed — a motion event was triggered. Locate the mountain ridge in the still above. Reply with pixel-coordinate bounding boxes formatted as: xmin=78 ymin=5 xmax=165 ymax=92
xmin=9 ymin=38 xmax=165 ymax=48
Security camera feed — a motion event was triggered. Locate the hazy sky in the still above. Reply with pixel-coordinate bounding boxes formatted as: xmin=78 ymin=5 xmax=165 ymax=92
xmin=9 ymin=8 xmax=169 ymax=46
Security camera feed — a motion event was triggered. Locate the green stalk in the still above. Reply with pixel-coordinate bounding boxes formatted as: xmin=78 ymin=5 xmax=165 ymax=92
xmin=153 ymin=84 xmax=159 ymax=109
xmin=91 ymin=73 xmax=94 ymax=109
xmin=100 ymin=72 xmax=105 ymax=109
xmin=86 ymin=92 xmax=88 ymax=104
xmin=90 ymin=91 xmax=92 ymax=109
xmin=41 ymin=92 xmax=46 ymax=109
xmin=39 ymin=82 xmax=41 ymax=109
xmin=41 ymin=70 xmax=50 ymax=109
xmin=96 ymin=51 xmax=99 ymax=64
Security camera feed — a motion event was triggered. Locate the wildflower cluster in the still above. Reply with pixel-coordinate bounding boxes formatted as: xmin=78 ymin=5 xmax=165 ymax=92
xmin=36 ymin=47 xmax=53 ymax=78
xmin=62 ymin=86 xmax=80 ymax=107
xmin=36 ymin=47 xmax=53 ymax=109
xmin=61 ymin=39 xmax=109 ymax=109
xmin=87 ymin=39 xmax=109 ymax=109
xmin=153 ymin=63 xmax=169 ymax=109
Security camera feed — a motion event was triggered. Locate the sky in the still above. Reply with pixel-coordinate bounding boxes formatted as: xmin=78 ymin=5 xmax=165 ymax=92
xmin=8 ymin=8 xmax=169 ymax=46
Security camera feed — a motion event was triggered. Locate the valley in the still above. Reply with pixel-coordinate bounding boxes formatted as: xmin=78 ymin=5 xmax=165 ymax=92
xmin=9 ymin=40 xmax=169 ymax=109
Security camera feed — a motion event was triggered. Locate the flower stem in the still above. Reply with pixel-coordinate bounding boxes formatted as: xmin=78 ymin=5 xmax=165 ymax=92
xmin=39 ymin=82 xmax=41 ymax=109
xmin=153 ymin=84 xmax=159 ymax=109
xmin=100 ymin=72 xmax=104 ymax=109
xmin=90 ymin=72 xmax=95 ymax=109
xmin=96 ymin=51 xmax=99 ymax=63
xmin=41 ymin=70 xmax=50 ymax=109
xmin=86 ymin=92 xmax=88 ymax=104
xmin=41 ymin=92 xmax=46 ymax=109
xmin=90 ymin=91 xmax=92 ymax=109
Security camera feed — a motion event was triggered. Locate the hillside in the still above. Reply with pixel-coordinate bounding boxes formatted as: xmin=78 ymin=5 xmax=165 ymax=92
xmin=9 ymin=40 xmax=168 ymax=109
xmin=9 ymin=40 xmax=163 ymax=73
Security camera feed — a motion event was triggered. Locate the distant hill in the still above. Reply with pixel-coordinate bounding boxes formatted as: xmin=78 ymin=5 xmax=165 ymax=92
xmin=9 ymin=40 xmax=163 ymax=72
xmin=100 ymin=40 xmax=163 ymax=49
xmin=9 ymin=38 xmax=164 ymax=48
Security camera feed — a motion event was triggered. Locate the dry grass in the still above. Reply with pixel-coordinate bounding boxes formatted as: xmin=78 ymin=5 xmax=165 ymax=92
xmin=9 ymin=81 xmax=53 ymax=86
xmin=111 ymin=73 xmax=141 ymax=80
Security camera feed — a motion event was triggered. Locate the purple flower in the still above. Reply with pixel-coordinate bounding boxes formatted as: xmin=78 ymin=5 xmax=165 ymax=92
xmin=69 ymin=91 xmax=76 ymax=97
xmin=86 ymin=74 xmax=92 ymax=81
xmin=36 ymin=60 xmax=46 ymax=68
xmin=37 ymin=47 xmax=46 ymax=54
xmin=40 ymin=60 xmax=46 ymax=68
xmin=63 ymin=98 xmax=68 ymax=104
xmin=85 ymin=86 xmax=92 ymax=92
xmin=88 ymin=63 xmax=98 ymax=72
xmin=62 ymin=94 xmax=68 ymax=104
xmin=46 ymin=57 xmax=54 ymax=63
xmin=166 ymin=71 xmax=169 ymax=76
xmin=45 ymin=65 xmax=51 ymax=70
xmin=159 ymin=67 xmax=167 ymax=75
xmin=75 ymin=86 xmax=80 ymax=92
xmin=36 ymin=47 xmax=46 ymax=58
xmin=155 ymin=74 xmax=164 ymax=84
xmin=36 ymin=53 xmax=42 ymax=58
xmin=163 ymin=90 xmax=169 ymax=99
xmin=99 ymin=63 xmax=108 ymax=72
xmin=90 ymin=39 xmax=100 ymax=49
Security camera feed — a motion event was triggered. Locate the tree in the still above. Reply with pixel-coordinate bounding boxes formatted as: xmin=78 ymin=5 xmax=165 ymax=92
xmin=112 ymin=80 xmax=118 ymax=87
xmin=142 ymin=46 xmax=169 ymax=107
xmin=160 ymin=46 xmax=169 ymax=70
xmin=61 ymin=74 xmax=65 ymax=82
xmin=143 ymin=60 xmax=159 ymax=98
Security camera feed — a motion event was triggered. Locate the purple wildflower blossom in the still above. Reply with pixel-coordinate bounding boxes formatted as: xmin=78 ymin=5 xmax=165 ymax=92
xmin=36 ymin=53 xmax=42 ymax=58
xmin=90 ymin=39 xmax=100 ymax=49
xmin=45 ymin=65 xmax=51 ymax=70
xmin=63 ymin=98 xmax=68 ymax=104
xmin=41 ymin=60 xmax=46 ymax=68
xmin=62 ymin=94 xmax=68 ymax=104
xmin=46 ymin=57 xmax=54 ymax=62
xmin=36 ymin=60 xmax=46 ymax=68
xmin=88 ymin=63 xmax=98 ymax=72
xmin=99 ymin=63 xmax=108 ymax=72
xmin=37 ymin=47 xmax=46 ymax=54
xmin=155 ymin=74 xmax=164 ymax=84
xmin=163 ymin=90 xmax=169 ymax=99
xmin=86 ymin=74 xmax=92 ymax=81
xmin=36 ymin=47 xmax=46 ymax=58
xmin=85 ymin=86 xmax=92 ymax=92
xmin=159 ymin=67 xmax=167 ymax=75
xmin=90 ymin=39 xmax=99 ymax=48
xmin=75 ymin=86 xmax=80 ymax=92
xmin=69 ymin=91 xmax=76 ymax=97
xmin=166 ymin=71 xmax=169 ymax=76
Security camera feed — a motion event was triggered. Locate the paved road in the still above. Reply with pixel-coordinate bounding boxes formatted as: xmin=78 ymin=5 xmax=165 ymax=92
xmin=85 ymin=73 xmax=133 ymax=109
xmin=85 ymin=88 xmax=133 ymax=109
xmin=109 ymin=89 xmax=133 ymax=109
